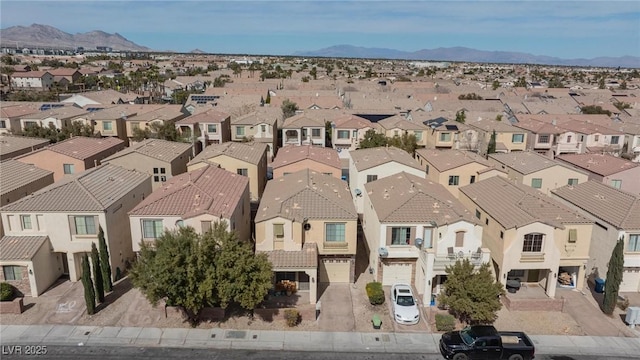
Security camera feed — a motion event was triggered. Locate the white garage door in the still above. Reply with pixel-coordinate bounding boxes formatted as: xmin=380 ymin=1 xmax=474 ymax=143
xmin=382 ymin=262 xmax=413 ymax=286
xmin=620 ymin=269 xmax=640 ymax=292
xmin=319 ymin=259 xmax=350 ymax=283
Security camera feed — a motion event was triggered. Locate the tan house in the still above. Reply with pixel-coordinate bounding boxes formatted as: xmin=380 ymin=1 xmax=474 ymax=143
xmin=271 ymin=145 xmax=341 ymax=179
xmin=464 ymin=117 xmax=528 ymax=156
xmin=71 ymin=105 xmax=141 ymax=144
xmin=0 ymin=164 xmax=151 ymax=296
xmin=10 ymin=71 xmax=54 ymax=90
xmin=556 ymin=153 xmax=640 ymax=195
xmin=362 ymin=172 xmax=489 ymax=304
xmin=101 ymin=139 xmax=192 ymax=190
xmin=0 ymin=160 xmax=54 ymax=207
xmin=375 ymin=114 xmax=429 ymax=147
xmin=175 ymin=108 xmax=231 ymax=155
xmin=459 ymin=176 xmax=594 ymax=299
xmin=281 ymin=113 xmax=327 ymax=148
xmin=415 ymin=149 xmax=503 ymax=198
xmin=230 ymin=111 xmax=278 ymax=160
xmin=0 ymin=135 xmax=50 ymax=160
xmin=15 ymin=136 xmax=125 ymax=181
xmin=489 ymin=151 xmax=590 ymax=195
xmin=128 ymin=164 xmax=251 ymax=251
xmin=187 ymin=142 xmax=267 ymax=202
xmin=255 ymin=169 xmax=358 ymax=304
xmin=19 ymin=106 xmax=89 ymax=131
xmin=0 ymin=103 xmax=43 ymax=134
xmin=330 ymin=114 xmax=374 ymax=154
xmin=124 ymin=105 xmax=189 ymax=142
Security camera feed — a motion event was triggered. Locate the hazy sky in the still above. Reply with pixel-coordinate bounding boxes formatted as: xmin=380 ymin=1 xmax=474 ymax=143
xmin=1 ymin=0 xmax=639 ymax=59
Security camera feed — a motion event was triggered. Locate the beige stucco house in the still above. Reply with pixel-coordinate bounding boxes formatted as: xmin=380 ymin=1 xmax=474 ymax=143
xmin=175 ymin=108 xmax=231 ymax=156
xmin=331 ymin=114 xmax=374 ymax=154
xmin=375 ymin=114 xmax=429 ymax=147
xmin=271 ymin=145 xmax=341 ymax=179
xmin=230 ymin=111 xmax=278 ymax=160
xmin=255 ymin=169 xmax=358 ymax=304
xmin=281 ymin=113 xmax=327 ymax=148
xmin=556 ymin=153 xmax=640 ymax=195
xmin=459 ymin=176 xmax=594 ymax=299
xmin=0 ymin=164 xmax=151 ymax=297
xmin=0 ymin=134 xmax=50 ymax=161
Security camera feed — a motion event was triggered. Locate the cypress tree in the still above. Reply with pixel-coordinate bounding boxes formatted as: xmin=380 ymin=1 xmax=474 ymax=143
xmin=98 ymin=226 xmax=113 ymax=292
xmin=603 ymin=237 xmax=624 ymax=315
xmin=487 ymin=130 xmax=497 ymax=158
xmin=91 ymin=242 xmax=104 ymax=303
xmin=81 ymin=253 xmax=96 ymax=315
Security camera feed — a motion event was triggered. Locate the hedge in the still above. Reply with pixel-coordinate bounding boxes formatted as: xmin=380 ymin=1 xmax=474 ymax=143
xmin=365 ymin=281 xmax=385 ymax=305
xmin=435 ymin=313 xmax=456 ymax=332
xmin=0 ymin=282 xmax=15 ymax=301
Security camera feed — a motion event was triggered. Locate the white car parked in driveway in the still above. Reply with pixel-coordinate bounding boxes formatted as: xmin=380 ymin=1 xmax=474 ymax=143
xmin=390 ymin=283 xmax=420 ymax=325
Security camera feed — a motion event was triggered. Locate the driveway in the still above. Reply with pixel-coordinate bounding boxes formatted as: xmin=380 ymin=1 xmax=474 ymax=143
xmin=317 ymin=283 xmax=355 ymax=331
xmin=558 ymin=288 xmax=635 ymax=337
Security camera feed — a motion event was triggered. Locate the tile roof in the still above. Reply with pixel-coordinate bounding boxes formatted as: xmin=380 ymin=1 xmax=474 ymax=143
xmin=0 ymin=236 xmax=49 ymax=261
xmin=282 ymin=113 xmax=326 ymax=128
xmin=377 ymin=115 xmax=428 ymax=131
xmin=416 ymin=149 xmax=492 ymax=172
xmin=552 ymin=181 xmax=640 ymax=230
xmin=129 ymin=164 xmax=248 ymax=219
xmin=257 ymin=169 xmax=357 ymax=222
xmin=126 ymin=105 xmax=187 ymax=122
xmin=263 ymin=242 xmax=318 ymax=269
xmin=1 ymin=164 xmax=150 ymax=212
xmin=176 ymin=108 xmax=230 ymax=125
xmin=66 ymin=89 xmax=131 ymax=104
xmin=103 ymin=139 xmax=191 ymax=163
xmin=271 ymin=145 xmax=341 ymax=170
xmin=364 ymin=172 xmax=476 ymax=224
xmin=0 ymin=159 xmax=53 ymax=196
xmin=189 ymin=141 xmax=267 ymax=166
xmin=556 ymin=153 xmax=638 ymax=176
xmin=22 ymin=106 xmax=89 ymax=120
xmin=0 ymin=103 xmax=44 ymax=119
xmin=332 ymin=114 xmax=373 ymax=129
xmin=489 ymin=151 xmax=579 ymax=175
xmin=231 ymin=110 xmax=279 ymax=126
xmin=25 ymin=136 xmax=125 ymax=161
xmin=349 ymin=146 xmax=422 ymax=171
xmin=459 ymin=176 xmax=591 ymax=229
xmin=0 ymin=135 xmax=50 ymax=159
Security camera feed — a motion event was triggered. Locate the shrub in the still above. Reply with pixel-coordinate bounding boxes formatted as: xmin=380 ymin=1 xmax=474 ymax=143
xmin=0 ymin=282 xmax=15 ymax=301
xmin=435 ymin=313 xmax=456 ymax=332
xmin=284 ymin=309 xmax=300 ymax=327
xmin=365 ymin=281 xmax=385 ymax=305
xmin=618 ymin=297 xmax=630 ymax=311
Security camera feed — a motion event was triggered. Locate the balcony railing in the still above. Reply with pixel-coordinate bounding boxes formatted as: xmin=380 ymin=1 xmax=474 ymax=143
xmin=433 ymin=252 xmax=483 ymax=269
xmin=520 ymin=252 xmax=545 ymax=262
xmin=323 ymin=241 xmax=348 ymax=249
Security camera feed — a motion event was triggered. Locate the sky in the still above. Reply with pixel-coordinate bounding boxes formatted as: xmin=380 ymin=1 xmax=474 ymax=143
xmin=1 ymin=0 xmax=639 ymax=59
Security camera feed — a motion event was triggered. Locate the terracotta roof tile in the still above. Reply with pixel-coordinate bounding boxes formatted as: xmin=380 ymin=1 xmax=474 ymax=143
xmin=416 ymin=149 xmax=492 ymax=172
xmin=189 ymin=142 xmax=267 ymax=166
xmin=556 ymin=153 xmax=638 ymax=177
xmin=0 ymin=236 xmax=49 ymax=261
xmin=28 ymin=136 xmax=125 ymax=161
xmin=489 ymin=151 xmax=581 ymax=175
xmin=350 ymin=146 xmax=422 ymax=171
xmin=0 ymin=160 xmax=53 ymax=197
xmin=103 ymin=139 xmax=191 ymax=163
xmin=271 ymin=145 xmax=340 ymax=170
xmin=264 ymin=242 xmax=318 ymax=269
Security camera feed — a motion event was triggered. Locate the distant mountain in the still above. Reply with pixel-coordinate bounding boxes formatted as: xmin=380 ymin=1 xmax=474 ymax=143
xmin=0 ymin=24 xmax=152 ymax=51
xmin=190 ymin=49 xmax=206 ymax=54
xmin=294 ymin=45 xmax=640 ymax=68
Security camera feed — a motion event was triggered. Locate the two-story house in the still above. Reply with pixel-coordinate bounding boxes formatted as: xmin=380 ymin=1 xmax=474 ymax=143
xmin=10 ymin=71 xmax=54 ymax=90
xmin=281 ymin=113 xmax=327 ymax=148
xmin=331 ymin=114 xmax=374 ymax=155
xmin=0 ymin=164 xmax=151 ymax=296
xmin=362 ymin=172 xmax=489 ymax=304
xmin=464 ymin=117 xmax=527 ymax=156
xmin=552 ymin=181 xmax=640 ymax=292
xmin=19 ymin=106 xmax=89 ymax=131
xmin=375 ymin=114 xmax=429 ymax=147
xmin=231 ymin=111 xmax=278 ymax=160
xmin=175 ymin=108 xmax=231 ymax=154
xmin=271 ymin=145 xmax=341 ymax=179
xmin=0 ymin=103 xmax=43 ymax=134
xmin=128 ymin=164 xmax=251 ymax=251
xmin=255 ymin=169 xmax=357 ymax=304
xmin=459 ymin=176 xmax=594 ymax=299
xmin=556 ymin=153 xmax=640 ymax=195
xmin=124 ymin=105 xmax=189 ymax=144
xmin=0 ymin=135 xmax=50 ymax=161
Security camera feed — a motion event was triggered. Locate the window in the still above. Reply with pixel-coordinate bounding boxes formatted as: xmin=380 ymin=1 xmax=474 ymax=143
xmin=273 ymin=223 xmax=285 ymax=239
xmin=325 ymin=223 xmax=346 ymax=242
xmin=568 ymin=178 xmax=579 ymax=186
xmin=500 ymin=231 xmax=504 ymax=239
xmin=366 ymin=174 xmax=378 ymax=183
xmin=594 ymin=135 xmax=600 ymax=141
xmin=414 ymin=131 xmax=422 ymax=141
xmin=261 ymin=124 xmax=266 ymax=133
xmin=448 ymin=175 xmax=459 ymax=186
xmin=237 ymin=168 xmax=248 ymax=176
xmin=337 ymin=130 xmax=349 ymax=139
xmin=568 ymin=229 xmax=577 ymax=243
xmin=103 ymin=121 xmax=113 ymax=131
xmin=455 ymin=231 xmax=465 ymax=247
xmin=236 ymin=126 xmax=245 ymax=136
xmin=201 ymin=221 xmax=212 ymax=233
xmin=470 ymin=175 xmax=476 ymax=184
xmin=142 ymin=219 xmax=163 ymax=239
xmin=131 ymin=122 xmax=140 ymax=130
xmin=440 ymin=132 xmax=451 ymax=142
xmin=538 ymin=134 xmax=550 ymax=144
xmin=20 ymin=215 xmax=32 ymax=230
xmin=512 ymin=134 xmax=524 ymax=143
xmin=394 ymin=130 xmax=399 ymax=137
xmin=74 ymin=216 xmax=97 ymax=235
xmin=153 ymin=167 xmax=166 ymax=182
xmin=611 ymin=136 xmax=620 ymax=145
xmin=391 ymin=227 xmax=411 ymax=245
xmin=475 ymin=209 xmax=481 ymax=219
xmin=312 ymin=128 xmax=321 ymax=138
xmin=3 ymin=266 xmax=22 ymax=281
xmin=566 ymin=135 xmax=572 ymax=143
xmin=352 ymin=130 xmax=357 ymax=138
xmin=611 ymin=179 xmax=622 ymax=189
xmin=531 ymin=178 xmax=542 ymax=189
xmin=629 ymin=234 xmax=640 ymax=252
xmin=207 ymin=124 xmax=217 ymax=133
xmin=425 ymin=165 xmax=429 ymax=175
xmin=485 ymin=218 xmax=489 ymax=225
xmin=579 ymin=135 xmax=585 ymax=142
xmin=63 ymin=164 xmax=75 ymax=174
xmin=0 ymin=120 xmax=6 ymax=128
xmin=523 ymin=233 xmax=544 ymax=252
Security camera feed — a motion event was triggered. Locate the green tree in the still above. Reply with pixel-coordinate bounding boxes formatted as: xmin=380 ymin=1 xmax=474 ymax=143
xmin=437 ymin=260 xmax=505 ymax=325
xmin=387 ymin=132 xmax=418 ymax=155
xmin=455 ymin=110 xmax=466 ymax=123
xmin=91 ymin=242 xmax=105 ymax=303
xmin=603 ymin=237 xmax=624 ymax=315
xmin=281 ymin=99 xmax=299 ymax=119
xmin=309 ymin=66 xmax=317 ymax=80
xmin=487 ymin=130 xmax=497 ymax=157
xmin=325 ymin=121 xmax=333 ymax=146
xmin=491 ymin=79 xmax=500 ymax=90
xmin=598 ymin=76 xmax=606 ymax=89
xmin=581 ymin=105 xmax=611 ymax=116
xmin=81 ymin=253 xmax=96 ymax=315
xmin=358 ymin=129 xmax=387 ymax=149
xmin=98 ymin=226 xmax=113 ymax=292
xmin=132 ymin=127 xmax=151 ymax=142
xmin=265 ymin=91 xmax=271 ymax=104
xmin=619 ymin=81 xmax=627 ymax=90
xmin=514 ymin=77 xmax=527 ymax=88
xmin=548 ymin=77 xmax=565 ymax=88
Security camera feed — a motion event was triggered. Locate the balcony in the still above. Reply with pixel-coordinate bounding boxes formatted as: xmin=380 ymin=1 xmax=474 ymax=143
xmin=520 ymin=252 xmax=545 ymax=262
xmin=433 ymin=250 xmax=483 ymax=270
xmin=323 ymin=241 xmax=348 ymax=249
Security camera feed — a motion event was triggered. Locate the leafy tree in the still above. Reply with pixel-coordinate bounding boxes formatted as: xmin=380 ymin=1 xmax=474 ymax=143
xmin=281 ymin=99 xmax=299 ymax=119
xmin=598 ymin=76 xmax=606 ymax=89
xmin=81 ymin=253 xmax=96 ymax=315
xmin=487 ymin=130 xmax=497 ymax=157
xmin=548 ymin=77 xmax=565 ymax=88
xmin=91 ymin=242 xmax=105 ymax=303
xmin=491 ymin=79 xmax=500 ymax=90
xmin=581 ymin=105 xmax=611 ymax=116
xmin=358 ymin=129 xmax=387 ymax=149
xmin=619 ymin=81 xmax=627 ymax=90
xmin=98 ymin=226 xmax=113 ymax=292
xmin=458 ymin=93 xmax=483 ymax=100
xmin=132 ymin=127 xmax=151 ymax=142
xmin=265 ymin=91 xmax=271 ymax=104
xmin=437 ymin=260 xmax=505 ymax=325
xmin=495 ymin=114 xmax=503 ymax=122
xmin=387 ymin=132 xmax=418 ymax=155
xmin=325 ymin=121 xmax=333 ymax=146
xmin=455 ymin=110 xmax=466 ymax=123
xmin=309 ymin=66 xmax=317 ymax=80
xmin=514 ymin=77 xmax=527 ymax=88
xmin=603 ymin=237 xmax=624 ymax=315
xmin=614 ymin=102 xmax=631 ymax=111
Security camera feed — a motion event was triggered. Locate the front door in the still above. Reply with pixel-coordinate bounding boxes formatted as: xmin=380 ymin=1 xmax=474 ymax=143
xmin=527 ymin=269 xmax=540 ymax=282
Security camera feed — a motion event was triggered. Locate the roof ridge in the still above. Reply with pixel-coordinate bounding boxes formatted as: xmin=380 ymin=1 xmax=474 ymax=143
xmin=620 ymin=197 xmax=640 ymax=227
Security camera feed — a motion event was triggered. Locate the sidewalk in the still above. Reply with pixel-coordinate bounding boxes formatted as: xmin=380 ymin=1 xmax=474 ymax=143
xmin=2 ymin=324 xmax=640 ymax=357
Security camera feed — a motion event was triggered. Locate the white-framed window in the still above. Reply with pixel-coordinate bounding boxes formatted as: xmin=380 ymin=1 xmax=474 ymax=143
xmin=629 ymin=234 xmax=640 ymax=252
xmin=538 ymin=134 xmax=550 ymax=144
xmin=236 ymin=126 xmax=245 ymax=136
xmin=312 ymin=128 xmax=321 ymax=138
xmin=414 ymin=131 xmax=422 ymax=141
xmin=153 ymin=167 xmax=166 ymax=182
xmin=237 ymin=168 xmax=248 ymax=176
xmin=103 ymin=121 xmax=113 ymax=131
xmin=261 ymin=124 xmax=267 ymax=133
xmin=611 ymin=179 xmax=622 ymax=189
xmin=0 ymin=120 xmax=6 ymax=128
xmin=273 ymin=223 xmax=285 ymax=239
xmin=568 ymin=178 xmax=579 ymax=186
xmin=566 ymin=135 xmax=572 ymax=143
xmin=594 ymin=135 xmax=600 ymax=141
xmin=391 ymin=227 xmax=411 ymax=245
xmin=337 ymin=130 xmax=349 ymax=139
xmin=2 ymin=266 xmax=22 ymax=281
xmin=448 ymin=175 xmax=459 ymax=186
xmin=352 ymin=130 xmax=357 ymax=138
xmin=207 ymin=124 xmax=217 ymax=133
xmin=523 ymin=233 xmax=544 ymax=252
xmin=63 ymin=164 xmax=75 ymax=174
xmin=20 ymin=215 xmax=32 ymax=230
xmin=611 ymin=136 xmax=620 ymax=145
xmin=531 ymin=178 xmax=542 ymax=189
xmin=142 ymin=219 xmax=163 ymax=239
xmin=440 ymin=132 xmax=451 ymax=142
xmin=74 ymin=216 xmax=97 ymax=235
xmin=325 ymin=223 xmax=346 ymax=242
xmin=366 ymin=174 xmax=378 ymax=183
xmin=512 ymin=133 xmax=524 ymax=143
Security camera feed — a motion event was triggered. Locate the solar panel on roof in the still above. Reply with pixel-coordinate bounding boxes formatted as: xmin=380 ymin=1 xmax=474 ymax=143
xmin=86 ymin=107 xmax=104 ymax=112
xmin=445 ymin=125 xmax=459 ymax=131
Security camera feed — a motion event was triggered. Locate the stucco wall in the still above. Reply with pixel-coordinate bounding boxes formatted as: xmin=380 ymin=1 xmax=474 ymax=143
xmin=17 ymin=151 xmax=85 ymax=182
xmin=274 ymin=159 xmax=341 ymax=179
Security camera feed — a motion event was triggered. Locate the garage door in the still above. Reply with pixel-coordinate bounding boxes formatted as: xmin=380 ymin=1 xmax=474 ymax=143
xmin=319 ymin=259 xmax=350 ymax=283
xmin=382 ymin=262 xmax=413 ymax=286
xmin=620 ymin=269 xmax=640 ymax=292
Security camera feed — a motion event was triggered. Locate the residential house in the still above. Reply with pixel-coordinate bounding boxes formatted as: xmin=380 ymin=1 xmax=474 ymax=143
xmin=489 ymin=151 xmax=589 ymax=195
xmin=187 ymin=142 xmax=267 ymax=202
xmin=0 ymin=103 xmax=43 ymax=134
xmin=129 ymin=164 xmax=251 ymax=251
xmin=47 ymin=68 xmax=82 ymax=90
xmin=271 ymin=145 xmax=341 ymax=179
xmin=419 ymin=116 xmax=483 ymax=151
xmin=375 ymin=114 xmax=429 ymax=147
xmin=72 ymin=105 xmax=140 ymax=144
xmin=415 ymin=149 xmax=502 ymax=198
xmin=61 ymin=89 xmax=140 ymax=107
xmin=10 ymin=71 xmax=54 ymax=90
xmin=101 ymin=139 xmax=192 ymax=190
xmin=281 ymin=113 xmax=327 ymax=148
xmin=464 ymin=116 xmax=527 ymax=156
xmin=230 ymin=111 xmax=278 ymax=160
xmin=362 ymin=172 xmax=489 ymax=304
xmin=255 ymin=169 xmax=358 ymax=304
xmin=0 ymin=164 xmax=151 ymax=296
xmin=619 ymin=122 xmax=640 ymax=162
xmin=15 ymin=136 xmax=125 ymax=181
xmin=459 ymin=176 xmax=594 ymax=298
xmin=330 ymin=114 xmax=374 ymax=155
xmin=556 ymin=153 xmax=640 ymax=195
xmin=175 ymin=108 xmax=231 ymax=156
xmin=124 ymin=105 xmax=189 ymax=143
xmin=18 ymin=106 xmax=89 ymax=131
xmin=552 ymin=181 xmax=640 ymax=292
xmin=0 ymin=135 xmax=50 ymax=160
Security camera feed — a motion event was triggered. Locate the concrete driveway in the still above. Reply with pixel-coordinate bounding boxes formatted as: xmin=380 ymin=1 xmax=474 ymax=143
xmin=317 ymin=284 xmax=355 ymax=331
